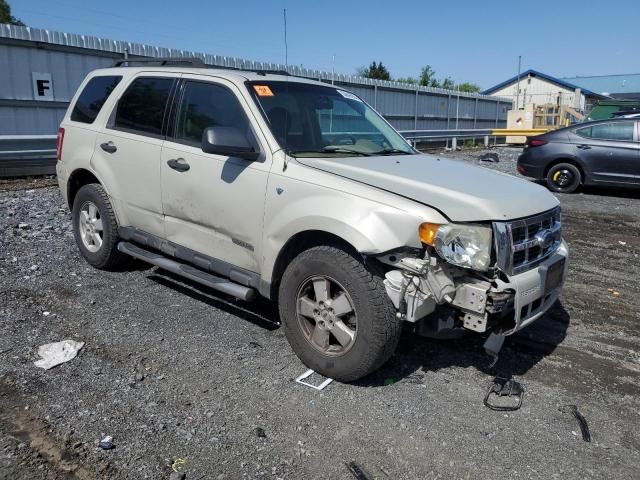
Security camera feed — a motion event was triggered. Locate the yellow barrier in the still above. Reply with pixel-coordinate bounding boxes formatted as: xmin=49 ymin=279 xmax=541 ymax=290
xmin=491 ymin=129 xmax=549 ymax=136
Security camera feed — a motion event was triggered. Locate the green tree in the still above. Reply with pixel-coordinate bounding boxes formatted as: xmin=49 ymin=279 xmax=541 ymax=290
xmin=396 ymin=76 xmax=417 ymax=84
xmin=419 ymin=65 xmax=437 ymax=87
xmin=440 ymin=77 xmax=455 ymax=90
xmin=360 ymin=61 xmax=391 ymax=81
xmin=456 ymin=82 xmax=481 ymax=93
xmin=0 ymin=0 xmax=25 ymax=26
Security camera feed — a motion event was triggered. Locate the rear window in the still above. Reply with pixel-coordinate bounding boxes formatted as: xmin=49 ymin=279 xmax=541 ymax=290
xmin=576 ymin=122 xmax=634 ymax=141
xmin=70 ymin=75 xmax=122 ymax=124
xmin=114 ymin=77 xmax=174 ymax=136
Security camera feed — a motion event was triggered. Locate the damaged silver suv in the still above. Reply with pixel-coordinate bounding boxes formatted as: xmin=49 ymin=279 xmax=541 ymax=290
xmin=56 ymin=59 xmax=568 ymax=381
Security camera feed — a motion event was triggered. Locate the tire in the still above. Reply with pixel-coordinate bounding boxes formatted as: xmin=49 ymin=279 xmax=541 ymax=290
xmin=545 ymin=163 xmax=581 ymax=193
xmin=278 ymin=245 xmax=401 ymax=382
xmin=72 ymin=183 xmax=127 ymax=269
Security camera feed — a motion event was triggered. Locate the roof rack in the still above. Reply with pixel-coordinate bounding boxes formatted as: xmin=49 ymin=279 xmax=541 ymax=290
xmin=112 ymin=57 xmax=206 ymax=67
xmin=110 ymin=58 xmax=294 ymax=77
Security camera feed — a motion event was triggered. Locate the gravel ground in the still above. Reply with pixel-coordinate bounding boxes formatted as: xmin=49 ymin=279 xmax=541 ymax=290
xmin=1 ymin=148 xmax=640 ymax=479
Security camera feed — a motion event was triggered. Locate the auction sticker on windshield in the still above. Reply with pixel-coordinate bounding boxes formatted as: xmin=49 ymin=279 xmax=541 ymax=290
xmin=253 ymin=85 xmax=274 ymax=97
xmin=337 ymin=90 xmax=361 ymax=102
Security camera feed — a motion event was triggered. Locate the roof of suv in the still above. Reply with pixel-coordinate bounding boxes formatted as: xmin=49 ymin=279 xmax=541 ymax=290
xmin=91 ymin=65 xmax=333 ymax=88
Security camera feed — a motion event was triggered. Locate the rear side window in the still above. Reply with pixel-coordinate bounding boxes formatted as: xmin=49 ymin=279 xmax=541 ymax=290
xmin=114 ymin=77 xmax=174 ymax=136
xmin=71 ymin=75 xmax=122 ymax=124
xmin=576 ymin=122 xmax=634 ymax=141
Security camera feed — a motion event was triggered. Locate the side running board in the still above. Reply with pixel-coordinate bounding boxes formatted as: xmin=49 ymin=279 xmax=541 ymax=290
xmin=117 ymin=241 xmax=255 ymax=301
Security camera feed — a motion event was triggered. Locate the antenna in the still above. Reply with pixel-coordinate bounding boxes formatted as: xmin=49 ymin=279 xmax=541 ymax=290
xmin=283 ymin=8 xmax=288 ymax=72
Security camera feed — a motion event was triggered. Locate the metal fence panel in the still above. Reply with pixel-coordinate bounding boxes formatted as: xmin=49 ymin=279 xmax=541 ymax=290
xmin=0 ymin=24 xmax=513 ymax=136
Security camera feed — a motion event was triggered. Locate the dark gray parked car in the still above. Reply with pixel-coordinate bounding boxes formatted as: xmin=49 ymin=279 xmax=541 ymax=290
xmin=517 ymin=118 xmax=640 ymax=193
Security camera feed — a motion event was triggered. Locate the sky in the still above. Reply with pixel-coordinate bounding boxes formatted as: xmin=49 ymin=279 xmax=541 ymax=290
xmin=10 ymin=0 xmax=640 ymax=89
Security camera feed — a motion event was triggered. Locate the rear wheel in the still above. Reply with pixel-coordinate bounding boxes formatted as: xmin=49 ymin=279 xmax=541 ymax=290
xmin=546 ymin=163 xmax=581 ymax=193
xmin=72 ymin=183 xmax=127 ymax=269
xmin=278 ymin=246 xmax=401 ymax=382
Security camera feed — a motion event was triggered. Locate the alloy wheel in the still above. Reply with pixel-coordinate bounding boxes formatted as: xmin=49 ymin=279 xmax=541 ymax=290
xmin=78 ymin=201 xmax=104 ymax=253
xmin=295 ymin=275 xmax=358 ymax=356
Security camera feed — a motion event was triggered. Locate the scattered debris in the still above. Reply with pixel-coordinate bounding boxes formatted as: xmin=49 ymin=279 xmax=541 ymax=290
xmin=379 ymin=466 xmax=391 ymax=477
xmin=16 ymin=222 xmax=30 ymax=229
xmin=33 ymin=340 xmax=84 ymax=370
xmin=171 ymin=457 xmax=187 ymax=472
xmin=618 ymin=241 xmax=627 ymax=246
xmin=345 ymin=461 xmax=374 ymax=480
xmin=478 ymin=152 xmax=499 ymax=163
xmin=484 ymin=377 xmax=524 ymax=411
xmin=98 ymin=435 xmax=114 ymax=450
xmin=383 ymin=378 xmax=395 ymax=386
xmin=169 ymin=473 xmax=186 ymax=480
xmin=560 ymin=405 xmax=591 ymax=442
xmin=253 ymin=427 xmax=267 ymax=438
xmin=295 ymin=369 xmax=333 ymax=391
xmin=607 ymin=288 xmax=621 ymax=297
xmin=248 ymin=341 xmax=263 ymax=348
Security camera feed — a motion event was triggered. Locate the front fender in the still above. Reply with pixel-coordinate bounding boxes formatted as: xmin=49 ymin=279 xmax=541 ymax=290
xmin=260 ymin=164 xmax=447 ymax=284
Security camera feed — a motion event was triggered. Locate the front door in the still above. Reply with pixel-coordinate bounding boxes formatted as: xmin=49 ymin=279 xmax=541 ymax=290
xmin=574 ymin=121 xmax=639 ymax=184
xmin=160 ymin=76 xmax=271 ymax=272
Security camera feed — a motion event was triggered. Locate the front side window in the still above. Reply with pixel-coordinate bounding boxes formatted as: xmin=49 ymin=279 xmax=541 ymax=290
xmin=114 ymin=77 xmax=174 ymax=136
xmin=71 ymin=75 xmax=122 ymax=124
xmin=247 ymin=81 xmax=415 ymax=157
xmin=576 ymin=122 xmax=634 ymax=141
xmin=174 ymin=81 xmax=253 ymax=146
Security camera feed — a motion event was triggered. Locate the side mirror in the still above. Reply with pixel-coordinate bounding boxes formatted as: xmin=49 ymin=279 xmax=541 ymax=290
xmin=201 ymin=127 xmax=260 ymax=161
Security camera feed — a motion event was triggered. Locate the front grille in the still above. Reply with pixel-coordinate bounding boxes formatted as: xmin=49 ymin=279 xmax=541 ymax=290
xmin=494 ymin=207 xmax=562 ymax=275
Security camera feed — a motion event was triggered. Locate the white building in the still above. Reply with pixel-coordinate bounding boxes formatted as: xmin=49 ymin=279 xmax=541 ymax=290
xmin=483 ymin=69 xmax=606 ymax=113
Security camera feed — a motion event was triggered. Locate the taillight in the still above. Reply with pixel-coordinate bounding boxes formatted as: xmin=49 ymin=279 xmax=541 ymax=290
xmin=56 ymin=127 xmax=65 ymax=161
xmin=527 ymin=138 xmax=548 ymax=148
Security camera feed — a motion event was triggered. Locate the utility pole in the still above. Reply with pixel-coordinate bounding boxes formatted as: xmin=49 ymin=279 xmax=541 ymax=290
xmin=332 ymin=54 xmax=335 ymax=85
xmin=515 ymin=55 xmax=522 ymax=110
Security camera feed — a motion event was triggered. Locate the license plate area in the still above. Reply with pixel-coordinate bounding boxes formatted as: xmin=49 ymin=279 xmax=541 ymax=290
xmin=544 ymin=258 xmax=565 ymax=294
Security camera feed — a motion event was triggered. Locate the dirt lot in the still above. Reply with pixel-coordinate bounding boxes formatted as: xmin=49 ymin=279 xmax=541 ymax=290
xmin=1 ymin=149 xmax=640 ymax=479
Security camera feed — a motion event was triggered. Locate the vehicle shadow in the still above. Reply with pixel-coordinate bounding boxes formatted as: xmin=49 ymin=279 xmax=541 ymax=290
xmin=140 ymin=264 xmax=570 ymax=386
xmin=354 ymin=300 xmax=571 ymax=388
xmin=146 ymin=269 xmax=281 ymax=331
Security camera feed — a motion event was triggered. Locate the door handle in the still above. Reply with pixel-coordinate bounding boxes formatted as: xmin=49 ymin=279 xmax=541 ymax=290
xmin=576 ymin=144 xmax=592 ymax=150
xmin=100 ymin=141 xmax=117 ymax=153
xmin=167 ymin=157 xmax=190 ymax=172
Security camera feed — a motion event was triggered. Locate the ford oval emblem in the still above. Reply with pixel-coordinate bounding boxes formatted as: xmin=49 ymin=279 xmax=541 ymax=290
xmin=534 ymin=230 xmax=554 ymax=249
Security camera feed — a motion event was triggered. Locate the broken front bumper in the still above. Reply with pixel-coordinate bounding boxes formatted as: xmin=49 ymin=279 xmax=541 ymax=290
xmin=498 ymin=239 xmax=569 ymax=334
xmin=382 ymin=239 xmax=569 ymax=335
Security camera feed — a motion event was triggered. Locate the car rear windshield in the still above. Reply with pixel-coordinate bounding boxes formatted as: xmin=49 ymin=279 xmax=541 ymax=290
xmin=246 ymin=81 xmax=414 ymax=157
xmin=71 ymin=75 xmax=122 ymax=124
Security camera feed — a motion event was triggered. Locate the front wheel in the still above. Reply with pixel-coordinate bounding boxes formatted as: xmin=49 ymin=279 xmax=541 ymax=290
xmin=546 ymin=163 xmax=582 ymax=193
xmin=278 ymin=246 xmax=401 ymax=382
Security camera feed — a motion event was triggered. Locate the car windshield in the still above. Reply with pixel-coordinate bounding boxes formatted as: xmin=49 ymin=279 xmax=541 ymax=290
xmin=247 ymin=81 xmax=415 ymax=157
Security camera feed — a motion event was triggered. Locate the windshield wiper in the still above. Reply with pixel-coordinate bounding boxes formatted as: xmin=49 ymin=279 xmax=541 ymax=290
xmin=370 ymin=148 xmax=412 ymax=155
xmin=290 ymin=147 xmax=372 ymax=156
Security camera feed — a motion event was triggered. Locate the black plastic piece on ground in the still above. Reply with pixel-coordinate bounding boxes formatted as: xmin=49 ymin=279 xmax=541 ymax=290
xmin=484 ymin=377 xmax=524 ymax=411
xmin=560 ymin=404 xmax=591 ymax=442
xmin=345 ymin=461 xmax=374 ymax=480
xmin=479 ymin=152 xmax=499 ymax=162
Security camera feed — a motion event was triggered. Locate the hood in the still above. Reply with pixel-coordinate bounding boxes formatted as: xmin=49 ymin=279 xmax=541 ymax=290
xmin=298 ymin=153 xmax=559 ymax=222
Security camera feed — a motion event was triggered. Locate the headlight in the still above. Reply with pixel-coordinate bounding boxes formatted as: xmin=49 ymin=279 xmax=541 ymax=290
xmin=419 ymin=223 xmax=492 ymax=271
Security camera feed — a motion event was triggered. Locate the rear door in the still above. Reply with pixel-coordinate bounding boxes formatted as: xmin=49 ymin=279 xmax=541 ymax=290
xmin=573 ymin=121 xmax=639 ymax=184
xmin=93 ymin=73 xmax=177 ymax=236
xmin=160 ymin=75 xmax=271 ymax=272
